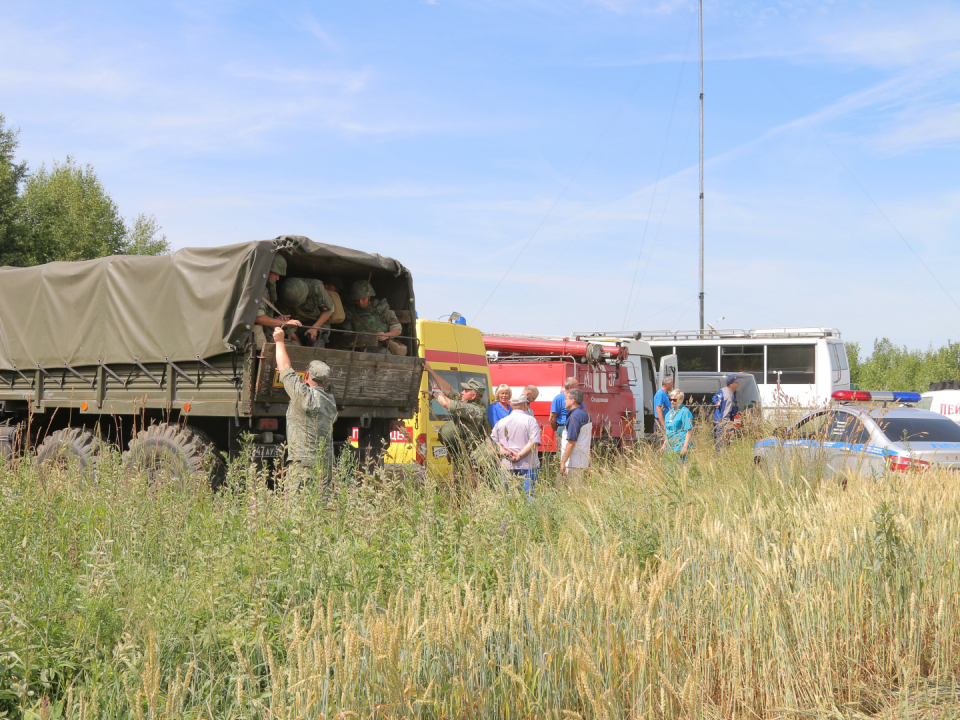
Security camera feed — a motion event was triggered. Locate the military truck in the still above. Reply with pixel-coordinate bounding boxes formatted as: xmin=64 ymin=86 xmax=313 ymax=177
xmin=0 ymin=235 xmax=424 ymax=483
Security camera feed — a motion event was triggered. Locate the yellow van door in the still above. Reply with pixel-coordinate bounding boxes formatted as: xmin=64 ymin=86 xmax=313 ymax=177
xmin=382 ymin=319 xmax=492 ymax=473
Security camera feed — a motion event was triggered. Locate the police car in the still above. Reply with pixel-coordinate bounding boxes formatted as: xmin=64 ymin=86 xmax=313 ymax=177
xmin=754 ymin=390 xmax=960 ymax=479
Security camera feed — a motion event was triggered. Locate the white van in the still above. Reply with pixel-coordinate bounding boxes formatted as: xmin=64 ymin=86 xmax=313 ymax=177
xmin=920 ymin=381 xmax=960 ymax=425
xmin=640 ymin=327 xmax=850 ymax=412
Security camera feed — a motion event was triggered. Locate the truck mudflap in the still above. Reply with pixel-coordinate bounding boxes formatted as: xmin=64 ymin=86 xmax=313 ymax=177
xmin=253 ymin=344 xmax=424 ymax=418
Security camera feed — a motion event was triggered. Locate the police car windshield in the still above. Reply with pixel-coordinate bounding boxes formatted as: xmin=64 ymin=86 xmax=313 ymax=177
xmin=876 ymin=417 xmax=960 ymax=443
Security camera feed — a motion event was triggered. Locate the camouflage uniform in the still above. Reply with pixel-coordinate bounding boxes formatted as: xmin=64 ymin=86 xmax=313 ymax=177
xmin=253 ymin=254 xmax=288 ymax=350
xmin=279 ymin=278 xmax=335 ymax=348
xmin=256 ymin=281 xmax=279 ymax=320
xmin=438 ymin=378 xmax=491 ymax=474
xmin=280 ymin=362 xmax=338 ymax=491
xmin=341 ymin=280 xmax=406 ymax=355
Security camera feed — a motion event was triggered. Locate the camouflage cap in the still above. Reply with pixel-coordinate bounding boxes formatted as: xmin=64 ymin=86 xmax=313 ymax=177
xmin=349 ymin=279 xmax=376 ymax=301
xmin=307 ymin=360 xmax=331 ymax=383
xmin=270 ymin=254 xmax=287 ymax=276
xmin=461 ymin=377 xmax=486 ymax=398
xmin=280 ymin=277 xmax=308 ymax=306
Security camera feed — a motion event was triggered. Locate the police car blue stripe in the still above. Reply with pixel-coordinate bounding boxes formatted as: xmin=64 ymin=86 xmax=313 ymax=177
xmin=754 ymin=438 xmax=894 ymax=457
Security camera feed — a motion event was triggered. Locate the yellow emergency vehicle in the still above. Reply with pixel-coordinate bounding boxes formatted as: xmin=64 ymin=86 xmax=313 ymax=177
xmin=382 ymin=319 xmax=492 ymax=472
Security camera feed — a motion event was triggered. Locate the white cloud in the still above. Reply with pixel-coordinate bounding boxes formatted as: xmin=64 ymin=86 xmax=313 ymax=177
xmin=872 ymin=102 xmax=960 ymax=154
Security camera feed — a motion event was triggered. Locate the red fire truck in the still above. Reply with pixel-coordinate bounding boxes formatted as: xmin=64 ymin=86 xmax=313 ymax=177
xmin=484 ymin=334 xmax=649 ymax=453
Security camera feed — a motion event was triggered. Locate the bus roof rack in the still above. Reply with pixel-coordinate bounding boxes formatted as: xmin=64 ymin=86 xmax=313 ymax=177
xmin=577 ymin=327 xmax=841 ymax=341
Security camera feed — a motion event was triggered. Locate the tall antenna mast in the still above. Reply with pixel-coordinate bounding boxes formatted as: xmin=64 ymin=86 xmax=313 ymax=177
xmin=698 ymin=0 xmax=705 ymax=335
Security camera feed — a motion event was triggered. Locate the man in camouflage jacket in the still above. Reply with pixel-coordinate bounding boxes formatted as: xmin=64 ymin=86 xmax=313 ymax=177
xmin=425 ymin=362 xmax=490 ymax=475
xmin=272 ymin=326 xmax=339 ymax=491
xmin=340 ymin=280 xmax=407 ymax=356
xmin=253 ymin=254 xmax=301 ymax=349
xmin=278 ymin=277 xmax=335 ymax=348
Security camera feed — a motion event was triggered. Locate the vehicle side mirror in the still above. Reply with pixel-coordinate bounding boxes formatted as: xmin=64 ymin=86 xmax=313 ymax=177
xmin=773 ymin=426 xmax=788 ymax=439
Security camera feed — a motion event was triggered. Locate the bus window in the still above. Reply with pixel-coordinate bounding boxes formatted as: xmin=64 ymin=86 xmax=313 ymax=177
xmin=427 ymin=370 xmax=489 ymax=420
xmin=652 ymin=346 xmax=674 ymax=367
xmin=677 ymin=345 xmax=718 ymax=372
xmin=767 ymin=344 xmax=815 ymax=385
xmin=720 ymin=345 xmax=763 ymax=384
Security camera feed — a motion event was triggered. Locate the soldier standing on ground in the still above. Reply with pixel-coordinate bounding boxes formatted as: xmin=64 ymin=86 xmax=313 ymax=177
xmin=279 ymin=277 xmax=335 ymax=348
xmin=341 ymin=280 xmax=407 ymax=355
xmin=272 ymin=326 xmax=338 ymax=491
xmin=425 ymin=361 xmax=490 ymax=477
xmin=253 ymin=255 xmax=301 ymax=349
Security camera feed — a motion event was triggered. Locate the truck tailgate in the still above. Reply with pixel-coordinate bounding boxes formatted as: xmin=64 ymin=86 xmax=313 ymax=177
xmin=253 ymin=345 xmax=424 ymax=418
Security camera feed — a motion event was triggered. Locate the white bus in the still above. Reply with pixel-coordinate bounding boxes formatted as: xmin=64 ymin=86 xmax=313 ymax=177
xmin=641 ymin=328 xmax=850 ymax=412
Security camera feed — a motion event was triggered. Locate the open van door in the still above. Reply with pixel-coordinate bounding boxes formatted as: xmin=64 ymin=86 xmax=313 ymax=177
xmin=658 ymin=354 xmax=677 ymax=388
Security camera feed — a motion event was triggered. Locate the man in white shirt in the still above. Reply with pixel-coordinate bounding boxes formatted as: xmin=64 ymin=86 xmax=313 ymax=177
xmin=490 ymin=392 xmax=541 ymax=496
xmin=559 ymin=387 xmax=592 ymax=487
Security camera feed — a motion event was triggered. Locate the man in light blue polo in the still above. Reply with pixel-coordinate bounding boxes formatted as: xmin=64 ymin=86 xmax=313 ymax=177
xmin=549 ymin=377 xmax=579 ymax=451
xmin=654 ymin=376 xmax=674 ymax=440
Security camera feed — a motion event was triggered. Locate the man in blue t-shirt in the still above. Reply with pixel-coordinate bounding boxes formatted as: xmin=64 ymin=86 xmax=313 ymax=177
xmin=549 ymin=378 xmax=580 ymax=450
xmin=654 ymin=376 xmax=674 ymax=438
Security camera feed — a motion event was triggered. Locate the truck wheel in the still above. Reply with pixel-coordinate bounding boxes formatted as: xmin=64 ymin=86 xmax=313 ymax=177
xmin=124 ymin=424 xmax=225 ymax=489
xmin=35 ymin=427 xmax=102 ymax=471
xmin=1 ymin=423 xmax=23 ymax=462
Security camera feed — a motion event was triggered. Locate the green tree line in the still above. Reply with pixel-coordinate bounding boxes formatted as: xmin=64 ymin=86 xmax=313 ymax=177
xmin=846 ymin=338 xmax=960 ymax=392
xmin=0 ymin=113 xmax=169 ymax=267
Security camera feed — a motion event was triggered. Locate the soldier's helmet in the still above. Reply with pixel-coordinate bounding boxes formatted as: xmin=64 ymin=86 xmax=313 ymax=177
xmin=270 ymin=254 xmax=288 ymax=277
xmin=280 ymin=277 xmax=309 ymax=306
xmin=308 ymin=360 xmax=331 ymax=383
xmin=349 ymin=280 xmax=376 ymax=301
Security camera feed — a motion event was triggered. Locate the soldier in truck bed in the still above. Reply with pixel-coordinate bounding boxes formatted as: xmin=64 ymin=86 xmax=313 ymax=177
xmin=278 ymin=277 xmax=335 ymax=348
xmin=340 ymin=280 xmax=407 ymax=356
xmin=253 ymin=254 xmax=301 ymax=349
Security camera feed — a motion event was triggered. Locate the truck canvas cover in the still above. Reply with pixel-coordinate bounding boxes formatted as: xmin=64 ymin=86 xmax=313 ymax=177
xmin=0 ymin=235 xmax=411 ymax=371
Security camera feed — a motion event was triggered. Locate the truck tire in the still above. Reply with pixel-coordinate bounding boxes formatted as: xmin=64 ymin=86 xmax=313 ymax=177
xmin=1 ymin=423 xmax=24 ymax=462
xmin=35 ymin=427 xmax=102 ymax=471
xmin=124 ymin=424 xmax=225 ymax=489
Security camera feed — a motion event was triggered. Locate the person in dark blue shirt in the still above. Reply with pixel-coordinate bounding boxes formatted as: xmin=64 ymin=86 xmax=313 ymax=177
xmin=549 ymin=378 xmax=580 ymax=450
xmin=559 ymin=388 xmax=592 ymax=485
xmin=712 ymin=375 xmax=740 ymax=449
xmin=653 ymin=376 xmax=674 ymax=438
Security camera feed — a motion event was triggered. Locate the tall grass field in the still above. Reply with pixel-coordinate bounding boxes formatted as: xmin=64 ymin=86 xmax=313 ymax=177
xmin=2 ymin=424 xmax=959 ymax=719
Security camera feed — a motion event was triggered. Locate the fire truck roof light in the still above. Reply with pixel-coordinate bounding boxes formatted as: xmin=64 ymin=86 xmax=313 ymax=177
xmin=832 ymin=390 xmax=921 ymax=403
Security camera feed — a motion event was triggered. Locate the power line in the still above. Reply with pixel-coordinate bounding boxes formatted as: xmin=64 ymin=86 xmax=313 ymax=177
xmin=626 ymin=294 xmax=698 ymax=329
xmin=472 ymin=10 xmax=692 ymax=326
xmin=626 ymin=108 xmax=698 ymax=321
xmin=622 ymin=16 xmax=697 ymax=328
xmin=764 ymin=72 xmax=960 ymax=330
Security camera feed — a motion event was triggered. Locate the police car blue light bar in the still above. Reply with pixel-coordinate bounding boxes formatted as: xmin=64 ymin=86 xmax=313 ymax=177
xmin=832 ymin=390 xmax=922 ymax=403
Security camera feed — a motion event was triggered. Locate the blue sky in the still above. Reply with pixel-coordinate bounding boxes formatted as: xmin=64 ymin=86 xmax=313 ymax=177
xmin=2 ymin=0 xmax=959 ymax=351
